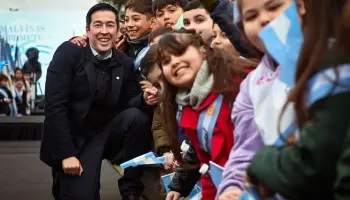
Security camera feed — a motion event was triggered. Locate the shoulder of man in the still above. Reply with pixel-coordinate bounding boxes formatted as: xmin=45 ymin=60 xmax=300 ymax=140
xmin=54 ymin=41 xmax=85 ymax=61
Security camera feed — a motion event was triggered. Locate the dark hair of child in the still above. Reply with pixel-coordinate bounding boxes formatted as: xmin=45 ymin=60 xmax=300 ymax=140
xmin=148 ymin=27 xmax=173 ymax=44
xmin=152 ymin=0 xmax=189 ymax=14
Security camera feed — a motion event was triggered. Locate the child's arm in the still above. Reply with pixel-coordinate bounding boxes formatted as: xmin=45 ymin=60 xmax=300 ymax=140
xmin=201 ymin=0 xmax=254 ymax=58
xmin=217 ymin=74 xmax=264 ymax=197
xmin=168 ymin=141 xmax=201 ymax=197
xmin=152 ymin=107 xmax=171 ymax=155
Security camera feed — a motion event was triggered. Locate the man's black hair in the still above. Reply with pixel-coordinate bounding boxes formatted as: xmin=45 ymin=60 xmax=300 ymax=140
xmin=152 ymin=0 xmax=189 ymax=14
xmin=86 ymin=3 xmax=119 ymax=29
xmin=184 ymin=0 xmax=204 ymax=11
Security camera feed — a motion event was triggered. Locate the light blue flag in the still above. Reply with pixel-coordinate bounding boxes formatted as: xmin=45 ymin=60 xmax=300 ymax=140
xmin=120 ymin=152 xmax=165 ymax=169
xmin=258 ymin=0 xmax=303 ymax=86
xmin=0 ymin=61 xmax=7 ymax=72
xmin=175 ymin=14 xmax=184 ymax=30
xmin=209 ymin=161 xmax=223 ymax=188
xmin=307 ymin=64 xmax=350 ymax=107
xmin=161 ymin=172 xmax=202 ymax=200
xmin=134 ymin=45 xmax=150 ymax=71
xmin=233 ymin=1 xmax=240 ymax=24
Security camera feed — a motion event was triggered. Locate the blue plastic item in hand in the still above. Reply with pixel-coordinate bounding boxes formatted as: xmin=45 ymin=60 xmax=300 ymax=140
xmin=209 ymin=161 xmax=224 ymax=188
xmin=120 ymin=152 xmax=165 ymax=169
xmin=161 ymin=172 xmax=202 ymax=200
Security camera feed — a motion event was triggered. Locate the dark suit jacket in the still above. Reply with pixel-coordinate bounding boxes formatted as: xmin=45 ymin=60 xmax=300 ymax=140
xmin=40 ymin=41 xmax=146 ymax=167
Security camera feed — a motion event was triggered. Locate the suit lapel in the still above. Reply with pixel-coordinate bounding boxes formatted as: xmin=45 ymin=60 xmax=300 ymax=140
xmin=84 ymin=47 xmax=97 ymax=103
xmin=84 ymin=62 xmax=97 ymax=102
xmin=110 ymin=50 xmax=123 ymax=103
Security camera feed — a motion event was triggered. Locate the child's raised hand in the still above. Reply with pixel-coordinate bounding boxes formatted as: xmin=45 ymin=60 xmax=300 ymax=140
xmin=143 ymin=87 xmax=158 ymax=105
xmin=166 ymin=191 xmax=181 ymax=200
xmin=140 ymin=80 xmax=153 ymax=91
xmin=70 ymin=35 xmax=87 ymax=47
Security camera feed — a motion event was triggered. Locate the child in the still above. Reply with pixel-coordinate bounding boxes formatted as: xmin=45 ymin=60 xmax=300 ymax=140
xmin=122 ymin=0 xmax=154 ymax=58
xmin=146 ymin=28 xmax=174 ymax=157
xmin=0 ymin=74 xmax=13 ymax=116
xmin=211 ymin=24 xmax=239 ymax=56
xmin=141 ymin=44 xmax=201 ymax=200
xmin=156 ymin=29 xmax=255 ymax=200
xmin=217 ymin=0 xmax=306 ymax=198
xmin=14 ymin=79 xmax=27 ymax=115
xmin=183 ymin=0 xmax=214 ymax=43
xmin=199 ymin=0 xmax=255 ymax=58
xmin=152 ymin=0 xmax=188 ymax=28
xmin=238 ymin=0 xmax=350 ymax=199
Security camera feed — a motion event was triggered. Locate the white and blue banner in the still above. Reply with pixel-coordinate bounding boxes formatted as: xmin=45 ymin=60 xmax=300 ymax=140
xmin=0 ymin=10 xmax=87 ymax=94
xmin=258 ymin=0 xmax=303 ymax=87
xmin=209 ymin=161 xmax=223 ymax=188
xmin=120 ymin=152 xmax=165 ymax=169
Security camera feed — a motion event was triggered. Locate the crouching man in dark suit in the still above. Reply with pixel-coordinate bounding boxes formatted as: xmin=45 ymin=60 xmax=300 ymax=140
xmin=40 ymin=3 xmax=158 ymax=200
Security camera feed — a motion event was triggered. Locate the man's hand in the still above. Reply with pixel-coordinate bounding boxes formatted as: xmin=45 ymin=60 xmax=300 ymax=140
xmin=143 ymin=87 xmax=158 ymax=105
xmin=140 ymin=80 xmax=153 ymax=92
xmin=166 ymin=191 xmax=181 ymax=200
xmin=70 ymin=35 xmax=87 ymax=47
xmin=218 ymin=188 xmax=242 ymax=200
xmin=62 ymin=156 xmax=83 ymax=176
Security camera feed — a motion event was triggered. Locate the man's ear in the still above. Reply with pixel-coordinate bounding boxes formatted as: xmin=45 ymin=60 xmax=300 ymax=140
xmin=85 ymin=26 xmax=90 ymax=36
xmin=296 ymin=0 xmax=306 ymax=17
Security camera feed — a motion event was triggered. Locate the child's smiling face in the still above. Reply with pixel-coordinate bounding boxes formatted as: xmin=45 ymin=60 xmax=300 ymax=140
xmin=125 ymin=9 xmax=152 ymax=40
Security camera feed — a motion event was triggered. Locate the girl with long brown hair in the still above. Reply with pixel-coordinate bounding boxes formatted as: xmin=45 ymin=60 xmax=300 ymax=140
xmin=216 ymin=0 xmax=307 ymax=198
xmin=156 ymin=28 xmax=255 ymax=200
xmin=234 ymin=0 xmax=350 ymax=199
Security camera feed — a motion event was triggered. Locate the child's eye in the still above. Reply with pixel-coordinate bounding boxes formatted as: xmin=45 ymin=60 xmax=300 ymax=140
xmin=156 ymin=12 xmax=163 ymax=17
xmin=221 ymin=32 xmax=227 ymax=38
xmin=244 ymin=13 xmax=258 ymax=22
xmin=162 ymin=58 xmax=170 ymax=65
xmin=195 ymin=18 xmax=205 ymax=24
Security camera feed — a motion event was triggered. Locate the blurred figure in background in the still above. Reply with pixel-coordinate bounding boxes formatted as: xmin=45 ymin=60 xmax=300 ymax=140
xmin=0 ymin=74 xmax=15 ymax=116
xmin=23 ymin=47 xmax=42 ymax=83
xmin=14 ymin=79 xmax=28 ymax=115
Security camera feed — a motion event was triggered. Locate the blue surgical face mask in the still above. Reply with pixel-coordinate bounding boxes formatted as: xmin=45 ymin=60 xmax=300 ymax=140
xmin=258 ymin=0 xmax=303 ymax=87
